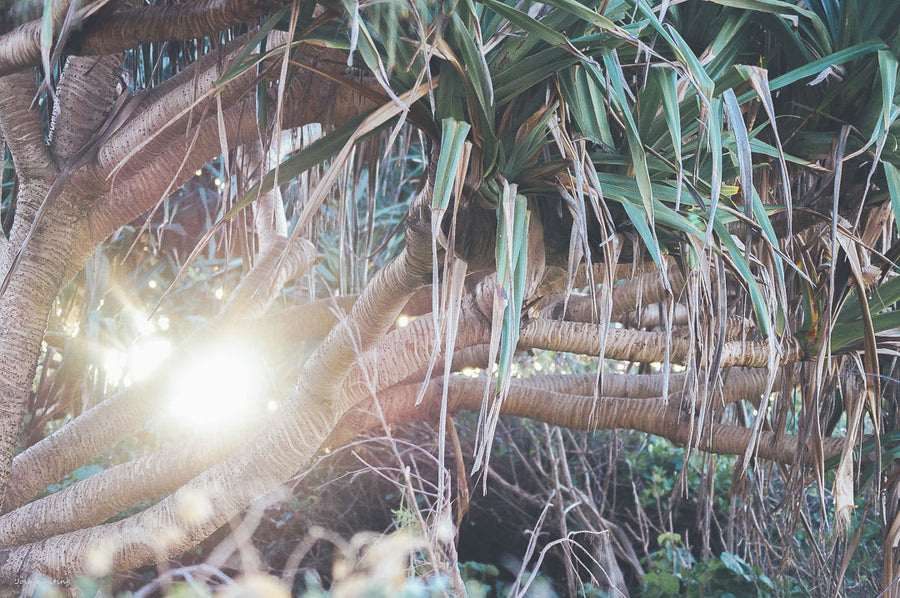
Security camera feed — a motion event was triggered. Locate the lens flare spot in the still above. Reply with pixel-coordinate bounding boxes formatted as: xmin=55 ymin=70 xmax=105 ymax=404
xmin=129 ymin=336 xmax=172 ymax=382
xmin=168 ymin=341 xmax=266 ymax=429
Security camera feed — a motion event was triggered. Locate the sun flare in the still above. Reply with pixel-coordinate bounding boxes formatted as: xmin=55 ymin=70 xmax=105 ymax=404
xmin=167 ymin=341 xmax=267 ymax=429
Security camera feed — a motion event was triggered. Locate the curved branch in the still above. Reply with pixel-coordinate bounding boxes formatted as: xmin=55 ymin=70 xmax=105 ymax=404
xmin=71 ymin=0 xmax=289 ymax=57
xmin=538 ymin=262 xmax=687 ymax=322
xmin=0 ymin=192 xmax=81 ymax=510
xmin=0 ymin=432 xmax=251 ymax=547
xmin=0 ymin=0 xmax=69 ymax=76
xmin=365 ymin=378 xmax=844 ymax=463
xmin=519 ymin=318 xmax=798 ymax=368
xmin=0 ymin=71 xmax=54 ymax=179
xmin=0 ymin=0 xmax=289 ymax=76
xmin=71 ymin=46 xmax=374 ymax=280
xmin=48 ymin=54 xmax=123 ymax=164
xmin=92 ymin=32 xmax=262 ymax=178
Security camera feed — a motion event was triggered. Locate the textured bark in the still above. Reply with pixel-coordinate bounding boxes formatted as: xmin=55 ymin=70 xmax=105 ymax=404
xmin=618 ymin=302 xmax=690 ymax=328
xmin=0 ymin=196 xmax=80 ymax=510
xmin=48 ymin=55 xmax=123 ymax=165
xmin=519 ymin=318 xmax=798 ymax=368
xmin=0 ymin=71 xmax=53 ymax=179
xmin=70 ymin=45 xmax=373 ymax=279
xmin=539 ymin=262 xmax=687 ymax=322
xmin=245 ymin=139 xmax=290 ymax=253
xmin=341 ymin=377 xmax=844 ymax=463
xmin=0 ymin=432 xmax=252 ymax=547
xmin=220 ymin=238 xmax=317 ymax=320
xmin=91 ymin=34 xmax=259 ymax=178
xmin=72 ymin=0 xmax=290 ymax=57
xmin=0 ymin=0 xmax=69 ymax=76
xmin=494 ymin=366 xmax=784 ymax=404
xmin=536 ymin=258 xmax=662 ymax=296
xmin=0 ymin=71 xmax=56 ymax=266
xmin=0 ymin=0 xmax=289 ymax=76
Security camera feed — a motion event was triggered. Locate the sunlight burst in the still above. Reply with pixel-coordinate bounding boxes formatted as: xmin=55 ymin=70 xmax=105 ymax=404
xmin=129 ymin=336 xmax=172 ymax=382
xmin=167 ymin=341 xmax=266 ymax=429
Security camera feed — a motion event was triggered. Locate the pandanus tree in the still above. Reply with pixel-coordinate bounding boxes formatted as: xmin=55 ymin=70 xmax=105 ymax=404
xmin=0 ymin=0 xmax=898 ymax=593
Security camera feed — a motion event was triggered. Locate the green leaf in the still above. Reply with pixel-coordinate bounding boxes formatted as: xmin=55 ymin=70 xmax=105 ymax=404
xmin=621 ymin=201 xmax=664 ymax=267
xmin=447 ymin=13 xmax=495 ymax=128
xmin=217 ymin=8 xmax=290 ymax=91
xmin=832 ymin=311 xmax=900 ymax=352
xmin=432 ymin=118 xmax=472 ymax=210
xmin=655 ymin=67 xmax=682 ymax=172
xmin=501 ymin=103 xmax=557 ymax=179
xmin=706 ymin=0 xmax=828 ymax=45
xmin=878 ymin=49 xmax=899 ymax=133
xmin=664 ymin=24 xmax=714 ymax=102
xmin=704 ymin=96 xmax=724 ymax=241
xmin=885 ymin=161 xmax=900 ymax=233
xmin=838 ymin=275 xmax=900 ymax=324
xmin=559 ymin=66 xmax=614 ymax=147
xmin=537 ymin=0 xmax=621 ymax=35
xmin=737 ymin=39 xmax=885 ymax=97
xmin=494 ymin=192 xmax=529 ymax=393
xmin=477 ymin=0 xmax=567 ymax=47
xmin=714 ymin=218 xmax=772 ymax=335
xmin=722 ymin=89 xmax=753 ymax=218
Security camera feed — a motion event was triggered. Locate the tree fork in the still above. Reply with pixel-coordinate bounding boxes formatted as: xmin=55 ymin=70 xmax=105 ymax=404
xmin=0 ymin=238 xmax=433 ymax=585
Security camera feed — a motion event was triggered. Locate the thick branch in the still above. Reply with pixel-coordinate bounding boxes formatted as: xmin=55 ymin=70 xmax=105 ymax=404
xmin=92 ymin=33 xmax=263 ymax=178
xmin=0 ymin=194 xmax=80 ymax=510
xmin=71 ymin=46 xmax=373 ymax=279
xmin=365 ymin=378 xmax=844 ymax=463
xmin=539 ymin=262 xmax=687 ymax=322
xmin=48 ymin=54 xmax=123 ymax=164
xmin=520 ymin=318 xmax=799 ymax=368
xmin=0 ymin=0 xmax=288 ymax=76
xmin=0 ymin=432 xmax=251 ymax=547
xmin=0 ymin=71 xmax=53 ymax=179
xmin=72 ymin=0 xmax=289 ymax=57
xmin=0 ymin=0 xmax=69 ymax=76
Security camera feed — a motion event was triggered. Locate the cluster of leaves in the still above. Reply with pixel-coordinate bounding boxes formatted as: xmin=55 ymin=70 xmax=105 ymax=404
xmin=641 ymin=533 xmax=774 ymax=598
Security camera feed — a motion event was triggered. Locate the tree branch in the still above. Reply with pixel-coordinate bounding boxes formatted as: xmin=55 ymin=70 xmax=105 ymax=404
xmin=48 ymin=54 xmax=124 ymax=164
xmin=0 ymin=432 xmax=251 ymax=547
xmin=0 ymin=0 xmax=290 ymax=76
xmin=0 ymin=0 xmax=69 ymax=76
xmin=71 ymin=0 xmax=290 ymax=57
xmin=538 ymin=262 xmax=687 ymax=322
xmin=365 ymin=378 xmax=844 ymax=463
xmin=519 ymin=317 xmax=798 ymax=368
